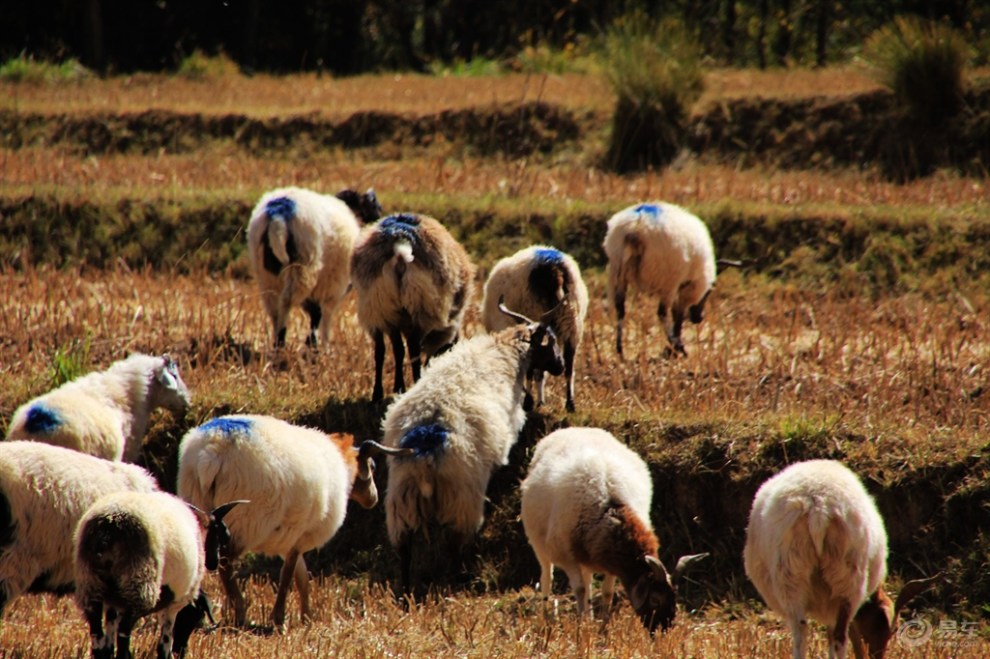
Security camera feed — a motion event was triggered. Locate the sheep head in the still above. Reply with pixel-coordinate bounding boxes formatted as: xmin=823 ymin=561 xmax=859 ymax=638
xmin=850 ymin=575 xmax=941 ymax=658
xmin=153 ymin=354 xmax=191 ymax=413
xmin=497 ymin=297 xmax=564 ymax=377
xmin=629 ymin=552 xmax=709 ymax=634
xmin=336 ymin=187 xmax=384 ymax=224
xmin=352 ymin=440 xmax=415 ymax=509
xmin=190 ymin=500 xmax=248 ymax=571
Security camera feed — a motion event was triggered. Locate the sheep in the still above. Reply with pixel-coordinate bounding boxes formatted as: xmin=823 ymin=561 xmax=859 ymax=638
xmin=247 ymin=185 xmax=383 ymax=348
xmin=519 ymin=427 xmax=708 ymax=633
xmin=176 ymin=415 xmax=412 ymax=629
xmin=481 ymin=245 xmax=589 ymax=412
xmin=350 ymin=212 xmax=476 ymax=403
xmin=0 ymin=441 xmax=160 ymax=618
xmin=382 ymin=301 xmax=565 ymax=597
xmin=5 ymin=352 xmax=190 ymax=463
xmin=603 ymin=201 xmax=718 ymax=357
xmin=743 ymin=459 xmax=938 ymax=659
xmin=74 ymin=491 xmax=240 ymax=659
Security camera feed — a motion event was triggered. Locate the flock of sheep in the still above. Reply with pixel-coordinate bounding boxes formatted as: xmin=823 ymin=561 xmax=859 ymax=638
xmin=0 ymin=187 xmax=935 ymax=658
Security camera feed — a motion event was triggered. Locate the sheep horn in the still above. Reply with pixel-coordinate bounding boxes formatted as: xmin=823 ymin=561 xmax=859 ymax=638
xmin=672 ymin=552 xmax=710 ymax=580
xmin=893 ymin=574 xmax=942 ymax=616
xmin=644 ymin=554 xmax=669 ymax=580
xmin=357 ymin=440 xmax=415 ymax=480
xmin=497 ymin=295 xmax=537 ymax=325
xmin=211 ymin=500 xmax=249 ymax=522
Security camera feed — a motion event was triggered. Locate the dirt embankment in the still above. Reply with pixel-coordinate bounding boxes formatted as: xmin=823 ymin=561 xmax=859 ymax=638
xmin=3 ymin=86 xmax=988 ymax=177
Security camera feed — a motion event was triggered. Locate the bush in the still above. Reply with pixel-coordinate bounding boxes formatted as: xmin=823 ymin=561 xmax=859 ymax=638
xmin=0 ymin=54 xmax=92 ymax=84
xmin=861 ymin=16 xmax=970 ymax=127
xmin=601 ymin=14 xmax=704 ymax=173
xmin=177 ymin=50 xmax=241 ymax=80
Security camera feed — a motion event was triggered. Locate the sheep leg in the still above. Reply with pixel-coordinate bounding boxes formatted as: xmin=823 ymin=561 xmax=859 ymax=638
xmin=272 ymin=547 xmax=301 ymax=629
xmin=292 ymin=554 xmax=312 ymax=623
xmin=218 ymin=558 xmax=247 ymax=627
xmin=563 ymin=342 xmax=576 ymax=412
xmin=689 ymin=290 xmax=711 ymax=324
xmin=302 ymin=299 xmax=322 ymax=348
xmin=390 ymin=328 xmax=406 ymax=394
xmin=156 ymin=612 xmax=176 ymax=659
xmin=115 ymin=609 xmax=137 ymax=659
xmin=788 ymin=612 xmax=809 ymax=659
xmin=538 ymin=558 xmax=554 ymax=598
xmin=827 ymin=600 xmax=852 ymax=659
xmin=600 ymin=574 xmax=617 ymax=611
xmin=372 ymin=330 xmax=387 ymax=403
xmin=82 ymin=599 xmax=114 ymax=659
xmin=670 ymin=306 xmax=687 ymax=356
xmin=614 ymin=290 xmax=627 ymax=356
xmin=396 ymin=533 xmax=413 ymax=601
xmin=533 ymin=369 xmax=546 ymax=408
xmin=567 ymin=566 xmax=593 ymax=617
xmin=405 ymin=327 xmax=423 ymax=382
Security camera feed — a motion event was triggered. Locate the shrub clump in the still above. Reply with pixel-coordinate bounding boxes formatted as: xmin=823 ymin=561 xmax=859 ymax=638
xmin=861 ymin=15 xmax=971 ymax=127
xmin=177 ymin=49 xmax=241 ymax=80
xmin=0 ymin=54 xmax=92 ymax=84
xmin=601 ymin=14 xmax=704 ymax=173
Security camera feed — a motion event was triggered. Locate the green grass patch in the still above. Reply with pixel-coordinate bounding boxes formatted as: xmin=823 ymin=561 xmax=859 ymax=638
xmin=0 ymin=54 xmax=93 ymax=84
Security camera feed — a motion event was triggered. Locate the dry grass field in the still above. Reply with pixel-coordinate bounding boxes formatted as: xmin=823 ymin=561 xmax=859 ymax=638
xmin=0 ymin=67 xmax=988 ymax=656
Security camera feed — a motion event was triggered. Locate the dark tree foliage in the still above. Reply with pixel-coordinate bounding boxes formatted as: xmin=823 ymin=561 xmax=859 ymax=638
xmin=0 ymin=0 xmax=986 ymax=74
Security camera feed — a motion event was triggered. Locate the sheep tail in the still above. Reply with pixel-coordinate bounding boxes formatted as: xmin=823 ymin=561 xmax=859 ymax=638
xmin=267 ymin=217 xmax=291 ymax=265
xmin=804 ymin=500 xmax=833 ymax=557
xmin=616 ymin=232 xmax=644 ymax=292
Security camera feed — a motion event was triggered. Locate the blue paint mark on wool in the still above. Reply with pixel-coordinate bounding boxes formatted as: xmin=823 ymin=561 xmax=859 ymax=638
xmin=399 ymin=423 xmax=449 ymax=458
xmin=198 ymin=417 xmax=254 ymax=436
xmin=379 ymin=214 xmax=421 ymax=244
xmin=533 ymin=247 xmax=563 ymax=267
xmin=265 ymin=196 xmax=297 ymax=221
xmin=24 ymin=404 xmax=62 ymax=434
xmin=633 ymin=203 xmax=663 ymax=219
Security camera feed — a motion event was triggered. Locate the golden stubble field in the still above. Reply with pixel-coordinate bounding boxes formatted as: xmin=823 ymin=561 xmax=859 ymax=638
xmin=1 ymin=67 xmax=989 ymax=656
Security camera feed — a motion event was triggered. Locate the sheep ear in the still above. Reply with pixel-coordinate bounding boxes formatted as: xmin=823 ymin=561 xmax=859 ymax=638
xmin=672 ymin=552 xmax=710 ymax=581
xmin=894 ymin=574 xmax=941 ymax=617
xmin=158 ymin=367 xmax=179 ymax=390
xmin=644 ymin=554 xmax=669 ymax=581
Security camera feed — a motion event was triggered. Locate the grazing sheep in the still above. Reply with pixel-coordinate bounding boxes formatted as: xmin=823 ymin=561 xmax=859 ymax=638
xmin=351 ymin=212 xmax=476 ymax=403
xmin=520 ymin=427 xmax=707 ymax=633
xmin=247 ymin=186 xmax=383 ymax=348
xmin=603 ymin=202 xmax=717 ymax=357
xmin=744 ymin=459 xmax=938 ymax=659
xmin=177 ymin=415 xmax=411 ymax=628
xmin=383 ymin=301 xmax=564 ymax=597
xmin=74 ymin=491 xmax=236 ymax=659
xmin=0 ymin=441 xmax=159 ymax=617
xmin=481 ymin=245 xmax=589 ymax=412
xmin=5 ymin=353 xmax=190 ymax=463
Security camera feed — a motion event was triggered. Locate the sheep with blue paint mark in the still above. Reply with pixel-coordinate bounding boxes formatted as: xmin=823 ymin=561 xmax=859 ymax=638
xmin=744 ymin=460 xmax=937 ymax=659
xmin=351 ymin=212 xmax=476 ymax=403
xmin=382 ymin=301 xmax=564 ymax=596
xmin=176 ymin=415 xmax=411 ymax=628
xmin=603 ymin=202 xmax=717 ymax=357
xmin=73 ymin=491 xmax=237 ymax=659
xmin=247 ymin=185 xmax=382 ymax=348
xmin=5 ymin=353 xmax=190 ymax=462
xmin=481 ymin=245 xmax=589 ymax=412
xmin=0 ymin=441 xmax=160 ymax=618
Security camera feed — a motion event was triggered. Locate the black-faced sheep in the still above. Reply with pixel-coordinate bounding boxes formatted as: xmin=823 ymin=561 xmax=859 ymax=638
xmin=176 ymin=415 xmax=410 ymax=629
xmin=350 ymin=212 xmax=476 ymax=403
xmin=74 ymin=491 xmax=237 ymax=659
xmin=520 ymin=427 xmax=707 ymax=633
xmin=382 ymin=302 xmax=564 ymax=597
xmin=5 ymin=353 xmax=190 ymax=463
xmin=0 ymin=441 xmax=159 ymax=617
xmin=481 ymin=245 xmax=589 ymax=412
xmin=247 ymin=186 xmax=383 ymax=348
xmin=744 ymin=459 xmax=938 ymax=658
xmin=602 ymin=202 xmax=716 ymax=357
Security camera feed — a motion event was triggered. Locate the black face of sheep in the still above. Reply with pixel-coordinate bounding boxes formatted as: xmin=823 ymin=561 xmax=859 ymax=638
xmin=336 ymin=188 xmax=383 ymax=224
xmin=198 ymin=500 xmax=248 ymax=571
xmin=497 ymin=299 xmax=565 ymax=378
xmin=629 ymin=556 xmax=678 ymax=634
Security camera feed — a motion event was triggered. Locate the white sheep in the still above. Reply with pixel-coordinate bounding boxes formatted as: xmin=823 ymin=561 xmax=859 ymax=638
xmin=383 ymin=302 xmax=564 ymax=596
xmin=351 ymin=212 xmax=476 ymax=403
xmin=603 ymin=201 xmax=717 ymax=357
xmin=5 ymin=353 xmax=190 ymax=463
xmin=481 ymin=245 xmax=589 ymax=412
xmin=176 ymin=415 xmax=410 ymax=628
xmin=247 ymin=185 xmax=382 ymax=348
xmin=744 ymin=459 xmax=937 ymax=658
xmin=74 ymin=490 xmax=236 ymax=659
xmin=0 ymin=441 xmax=159 ymax=617
xmin=520 ymin=427 xmax=707 ymax=633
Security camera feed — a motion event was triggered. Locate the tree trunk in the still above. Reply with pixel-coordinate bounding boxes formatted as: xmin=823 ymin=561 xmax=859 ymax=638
xmin=815 ymin=0 xmax=829 ymax=67
xmin=84 ymin=0 xmax=104 ymax=73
